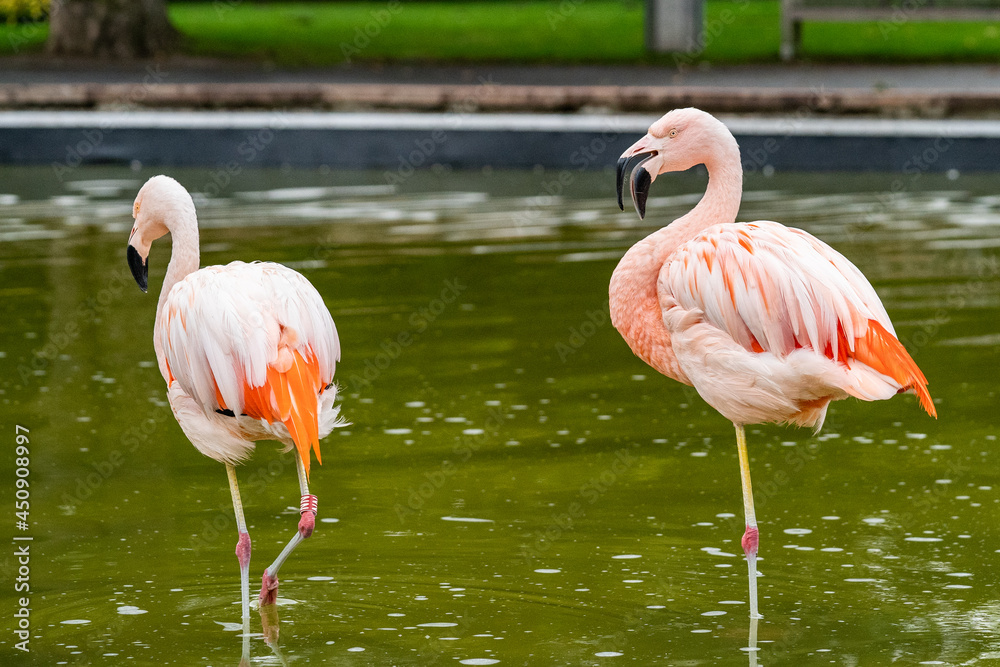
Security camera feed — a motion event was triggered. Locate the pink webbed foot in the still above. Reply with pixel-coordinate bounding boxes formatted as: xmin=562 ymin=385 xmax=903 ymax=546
xmin=259 ymin=570 xmax=279 ymax=607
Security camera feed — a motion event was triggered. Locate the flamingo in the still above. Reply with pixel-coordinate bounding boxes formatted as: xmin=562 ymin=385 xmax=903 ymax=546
xmin=610 ymin=108 xmax=936 ymax=619
xmin=126 ymin=175 xmax=345 ymax=631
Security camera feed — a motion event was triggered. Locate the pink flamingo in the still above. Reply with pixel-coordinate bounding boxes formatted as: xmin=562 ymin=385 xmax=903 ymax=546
xmin=126 ymin=175 xmax=345 ymax=630
xmin=610 ymin=108 xmax=936 ymax=618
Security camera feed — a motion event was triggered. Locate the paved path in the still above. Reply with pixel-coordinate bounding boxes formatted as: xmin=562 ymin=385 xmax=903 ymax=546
xmin=4 ymin=58 xmax=1000 ymax=90
xmin=4 ymin=58 xmax=1000 ymax=114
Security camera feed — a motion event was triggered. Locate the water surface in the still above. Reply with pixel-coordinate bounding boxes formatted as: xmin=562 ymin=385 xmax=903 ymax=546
xmin=0 ymin=166 xmax=998 ymax=665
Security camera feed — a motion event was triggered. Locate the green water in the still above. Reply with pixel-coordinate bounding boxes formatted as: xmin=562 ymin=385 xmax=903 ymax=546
xmin=0 ymin=166 xmax=998 ymax=666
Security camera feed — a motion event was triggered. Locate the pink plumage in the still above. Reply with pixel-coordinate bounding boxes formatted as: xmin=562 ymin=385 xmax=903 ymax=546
xmin=158 ymin=261 xmax=343 ymax=472
xmin=611 ymin=108 xmax=935 ymax=618
xmin=127 ymin=175 xmax=345 ymax=633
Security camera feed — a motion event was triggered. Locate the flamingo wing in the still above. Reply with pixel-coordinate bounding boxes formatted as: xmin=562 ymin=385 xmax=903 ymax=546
xmin=661 ymin=221 xmax=934 ymax=417
xmin=157 ymin=261 xmax=340 ymax=476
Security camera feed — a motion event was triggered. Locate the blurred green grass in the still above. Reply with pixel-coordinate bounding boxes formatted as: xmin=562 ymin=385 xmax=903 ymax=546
xmin=173 ymin=1 xmax=648 ymax=64
xmin=2 ymin=1 xmax=1000 ymax=64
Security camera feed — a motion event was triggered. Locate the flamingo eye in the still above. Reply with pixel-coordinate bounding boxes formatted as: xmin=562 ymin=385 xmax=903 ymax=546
xmin=668 ymin=128 xmax=679 ymax=138
xmin=133 ymin=201 xmax=141 ymax=218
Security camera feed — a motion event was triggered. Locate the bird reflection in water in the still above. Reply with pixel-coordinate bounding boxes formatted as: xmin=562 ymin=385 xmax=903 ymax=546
xmin=236 ymin=603 xmax=287 ymax=666
xmin=747 ymin=617 xmax=759 ymax=667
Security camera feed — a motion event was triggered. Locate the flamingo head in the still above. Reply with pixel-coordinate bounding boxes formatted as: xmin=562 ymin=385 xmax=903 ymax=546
xmin=127 ymin=175 xmax=194 ymax=292
xmin=616 ymin=107 xmax=736 ymax=219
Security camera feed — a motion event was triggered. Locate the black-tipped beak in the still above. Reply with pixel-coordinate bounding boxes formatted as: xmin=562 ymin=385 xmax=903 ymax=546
xmin=127 ymin=244 xmax=148 ymax=293
xmin=616 ymin=151 xmax=656 ymax=213
xmin=631 ymin=165 xmax=652 ymax=220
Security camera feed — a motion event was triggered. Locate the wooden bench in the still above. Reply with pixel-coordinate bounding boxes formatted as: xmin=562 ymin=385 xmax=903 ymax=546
xmin=781 ymin=0 xmax=1000 ymax=60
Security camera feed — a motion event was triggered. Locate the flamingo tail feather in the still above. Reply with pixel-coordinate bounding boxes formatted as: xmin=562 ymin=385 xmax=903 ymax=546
xmin=218 ymin=347 xmax=324 ymax=479
xmin=854 ymin=320 xmax=936 ymax=418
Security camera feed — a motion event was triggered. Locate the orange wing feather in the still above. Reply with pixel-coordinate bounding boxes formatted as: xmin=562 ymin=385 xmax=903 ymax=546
xmin=853 ymin=320 xmax=936 ymax=418
xmin=670 ymin=223 xmax=936 ymax=419
xmin=215 ymin=346 xmax=325 ymax=478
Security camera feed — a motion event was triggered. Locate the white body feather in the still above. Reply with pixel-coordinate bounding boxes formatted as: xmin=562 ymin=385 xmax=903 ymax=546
xmin=661 ymin=221 xmax=904 ymax=428
xmin=158 ymin=261 xmax=344 ymax=464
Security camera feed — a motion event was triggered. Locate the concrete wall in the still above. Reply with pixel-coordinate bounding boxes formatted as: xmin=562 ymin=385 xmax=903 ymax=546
xmin=1 ymin=112 xmax=997 ymax=173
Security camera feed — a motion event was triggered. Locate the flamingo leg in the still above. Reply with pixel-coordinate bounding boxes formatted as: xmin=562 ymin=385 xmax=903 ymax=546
xmin=226 ymin=464 xmax=251 ymax=632
xmin=259 ymin=450 xmax=317 ymax=606
xmin=735 ymin=424 xmax=763 ymax=619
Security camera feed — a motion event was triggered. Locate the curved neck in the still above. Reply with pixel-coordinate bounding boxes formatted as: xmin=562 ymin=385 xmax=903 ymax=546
xmin=608 ymin=143 xmax=743 ymax=384
xmin=672 ymin=146 xmax=744 ymax=238
xmin=153 ymin=208 xmax=200 ymax=383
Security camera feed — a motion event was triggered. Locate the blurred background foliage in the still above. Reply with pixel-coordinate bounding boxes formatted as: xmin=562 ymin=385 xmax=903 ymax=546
xmin=0 ymin=0 xmax=48 ymax=23
xmin=1 ymin=1 xmax=1000 ymax=64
